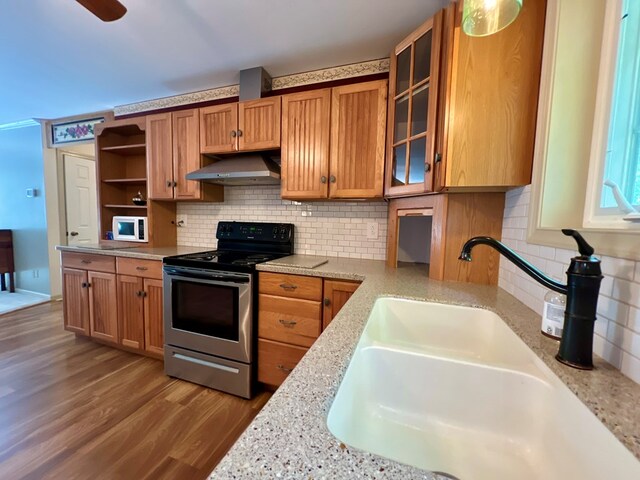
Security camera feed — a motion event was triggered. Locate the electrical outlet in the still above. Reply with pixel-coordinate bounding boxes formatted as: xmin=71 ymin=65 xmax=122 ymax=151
xmin=366 ymin=222 xmax=379 ymax=240
xmin=32 ymin=269 xmax=39 ymax=278
xmin=302 ymin=211 xmax=312 ymax=217
xmin=176 ymin=214 xmax=187 ymax=227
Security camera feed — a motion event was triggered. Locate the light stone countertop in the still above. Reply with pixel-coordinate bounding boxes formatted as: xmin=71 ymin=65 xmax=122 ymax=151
xmin=211 ymin=255 xmax=640 ymax=479
xmin=55 ymin=244 xmax=209 ymax=261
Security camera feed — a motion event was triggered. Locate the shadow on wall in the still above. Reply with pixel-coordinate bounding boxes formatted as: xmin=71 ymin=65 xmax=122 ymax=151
xmin=0 ymin=123 xmax=50 ymax=295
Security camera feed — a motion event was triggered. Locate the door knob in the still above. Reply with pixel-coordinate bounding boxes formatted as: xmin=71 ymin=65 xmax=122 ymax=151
xmin=69 ymin=231 xmax=79 ymax=237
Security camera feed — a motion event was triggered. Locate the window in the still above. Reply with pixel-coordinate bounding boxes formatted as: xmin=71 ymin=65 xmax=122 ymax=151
xmin=601 ymin=0 xmax=640 ymax=211
xmin=585 ymin=0 xmax=640 ymax=227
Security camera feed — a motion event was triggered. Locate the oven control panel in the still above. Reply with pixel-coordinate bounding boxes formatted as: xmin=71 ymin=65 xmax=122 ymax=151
xmin=216 ymin=221 xmax=294 ymax=242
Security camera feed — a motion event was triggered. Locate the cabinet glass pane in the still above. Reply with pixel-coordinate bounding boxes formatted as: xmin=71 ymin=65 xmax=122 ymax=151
xmin=394 ymin=94 xmax=409 ymax=143
xmin=410 ymin=84 xmax=429 ymax=136
xmin=392 ymin=144 xmax=407 ymax=186
xmin=413 ymin=31 xmax=432 ymax=85
xmin=396 ymin=47 xmax=411 ymax=94
xmin=408 ymin=137 xmax=427 ymax=184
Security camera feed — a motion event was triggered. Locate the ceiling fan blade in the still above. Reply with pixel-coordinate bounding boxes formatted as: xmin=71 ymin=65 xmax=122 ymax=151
xmin=75 ymin=0 xmax=127 ymax=22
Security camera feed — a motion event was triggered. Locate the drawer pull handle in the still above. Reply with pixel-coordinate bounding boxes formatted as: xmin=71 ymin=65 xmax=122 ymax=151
xmin=279 ymin=283 xmax=297 ymax=291
xmin=277 ymin=364 xmax=293 ymax=374
xmin=278 ymin=319 xmax=297 ymax=328
xmin=136 ymin=266 xmax=148 ymax=271
xmin=81 ymin=259 xmax=92 ymax=264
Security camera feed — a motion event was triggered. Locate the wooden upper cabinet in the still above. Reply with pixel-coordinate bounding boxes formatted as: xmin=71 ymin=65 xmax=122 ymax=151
xmin=200 ymin=103 xmax=238 ymax=154
xmin=88 ymin=271 xmax=118 ymax=344
xmin=329 ymin=80 xmax=388 ymax=199
xmin=438 ymin=0 xmax=546 ymax=189
xmin=147 ymin=109 xmax=221 ymax=202
xmin=62 ymin=267 xmax=90 ymax=335
xmin=200 ymin=98 xmax=281 ymax=154
xmin=238 ymin=97 xmax=281 ymax=151
xmin=146 ymin=113 xmax=174 ymax=200
xmin=385 ymin=12 xmax=443 ymax=198
xmin=172 ymin=109 xmax=201 ymax=200
xmin=281 ymin=89 xmax=331 ymax=200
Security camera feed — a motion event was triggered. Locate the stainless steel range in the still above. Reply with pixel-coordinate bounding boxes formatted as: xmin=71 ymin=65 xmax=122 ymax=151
xmin=163 ymin=221 xmax=294 ymax=398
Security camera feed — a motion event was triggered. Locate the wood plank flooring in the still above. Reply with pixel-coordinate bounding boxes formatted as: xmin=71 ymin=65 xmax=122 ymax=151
xmin=0 ymin=301 xmax=271 ymax=480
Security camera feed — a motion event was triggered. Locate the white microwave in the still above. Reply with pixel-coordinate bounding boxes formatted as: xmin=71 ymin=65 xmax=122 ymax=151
xmin=113 ymin=216 xmax=148 ymax=243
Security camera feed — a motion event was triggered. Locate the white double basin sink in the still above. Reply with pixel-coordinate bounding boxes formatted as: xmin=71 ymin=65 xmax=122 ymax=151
xmin=327 ymin=298 xmax=640 ymax=480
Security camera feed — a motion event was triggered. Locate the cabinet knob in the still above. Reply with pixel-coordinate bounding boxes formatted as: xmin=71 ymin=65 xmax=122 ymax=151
xmin=324 ymin=298 xmax=331 ymax=307
xmin=330 ymin=175 xmax=336 ymax=183
xmin=172 ymin=181 xmax=177 ymax=187
xmin=425 ymin=162 xmax=431 ymax=173
xmin=69 ymin=231 xmax=79 ymax=237
xmin=320 ymin=176 xmax=327 ymax=184
xmin=236 ymin=129 xmax=243 ymax=137
xmin=166 ymin=180 xmax=172 ymax=187
xmin=434 ymin=152 xmax=442 ymax=163
xmin=81 ymin=282 xmax=88 ymax=288
xmin=231 ymin=130 xmax=237 ymax=138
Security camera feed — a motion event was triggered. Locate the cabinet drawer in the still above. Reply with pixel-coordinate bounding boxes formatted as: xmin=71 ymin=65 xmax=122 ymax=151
xmin=258 ymin=339 xmax=307 ymax=387
xmin=259 ymin=272 xmax=322 ymax=301
xmin=61 ymin=252 xmax=115 ymax=273
xmin=258 ymin=294 xmax=321 ymax=348
xmin=116 ymin=257 xmax=163 ymax=280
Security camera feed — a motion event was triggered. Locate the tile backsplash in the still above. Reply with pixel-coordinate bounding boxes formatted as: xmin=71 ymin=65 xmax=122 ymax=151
xmin=499 ymin=185 xmax=640 ymax=384
xmin=177 ymin=186 xmax=388 ymax=260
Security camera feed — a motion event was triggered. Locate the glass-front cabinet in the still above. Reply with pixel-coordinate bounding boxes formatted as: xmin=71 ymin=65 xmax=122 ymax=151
xmin=385 ymin=11 xmax=443 ymax=197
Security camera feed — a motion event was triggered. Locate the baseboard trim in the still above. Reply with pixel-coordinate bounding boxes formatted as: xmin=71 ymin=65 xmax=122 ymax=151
xmin=13 ymin=289 xmax=51 ymax=299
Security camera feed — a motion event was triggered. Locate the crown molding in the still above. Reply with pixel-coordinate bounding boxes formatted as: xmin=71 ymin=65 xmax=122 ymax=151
xmin=114 ymin=58 xmax=390 ymax=116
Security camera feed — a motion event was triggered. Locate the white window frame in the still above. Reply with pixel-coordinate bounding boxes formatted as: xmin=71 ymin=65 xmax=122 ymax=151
xmin=584 ymin=0 xmax=640 ymax=230
xmin=528 ymin=0 xmax=640 ymax=260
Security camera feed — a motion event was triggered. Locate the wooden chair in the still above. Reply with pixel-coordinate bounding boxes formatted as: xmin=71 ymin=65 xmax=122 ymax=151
xmin=0 ymin=230 xmax=15 ymax=293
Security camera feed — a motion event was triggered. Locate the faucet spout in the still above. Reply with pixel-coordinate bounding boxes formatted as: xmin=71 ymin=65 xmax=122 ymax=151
xmin=459 ymin=237 xmax=568 ymax=295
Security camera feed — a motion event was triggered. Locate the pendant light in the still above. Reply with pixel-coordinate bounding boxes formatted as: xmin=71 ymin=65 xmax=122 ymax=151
xmin=462 ymin=0 xmax=523 ymax=37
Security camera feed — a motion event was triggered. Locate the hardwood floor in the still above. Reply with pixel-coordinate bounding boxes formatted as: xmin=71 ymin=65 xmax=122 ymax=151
xmin=0 ymin=301 xmax=271 ymax=480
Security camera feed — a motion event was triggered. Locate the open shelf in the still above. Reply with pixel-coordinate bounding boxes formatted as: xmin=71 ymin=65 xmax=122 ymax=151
xmin=102 ymin=178 xmax=147 ymax=184
xmin=100 ymin=143 xmax=146 ymax=155
xmin=104 ymin=204 xmax=148 ymax=209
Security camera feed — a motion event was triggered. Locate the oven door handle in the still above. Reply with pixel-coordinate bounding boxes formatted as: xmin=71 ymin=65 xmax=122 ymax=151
xmin=163 ymin=267 xmax=251 ymax=284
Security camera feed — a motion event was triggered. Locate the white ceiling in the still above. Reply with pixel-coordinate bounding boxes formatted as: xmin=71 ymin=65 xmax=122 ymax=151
xmin=0 ymin=0 xmax=445 ymax=125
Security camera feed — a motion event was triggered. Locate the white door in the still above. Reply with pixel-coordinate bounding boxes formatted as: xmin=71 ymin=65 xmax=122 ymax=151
xmin=64 ymin=154 xmax=99 ymax=245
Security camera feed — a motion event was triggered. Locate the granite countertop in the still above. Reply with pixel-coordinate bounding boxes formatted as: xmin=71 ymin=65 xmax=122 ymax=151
xmin=211 ymin=255 xmax=640 ymax=479
xmin=55 ymin=244 xmax=208 ymax=261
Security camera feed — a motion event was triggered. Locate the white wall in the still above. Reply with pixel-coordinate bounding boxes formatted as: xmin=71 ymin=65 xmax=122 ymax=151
xmin=499 ymin=186 xmax=640 ymax=384
xmin=177 ymin=186 xmax=388 ymax=260
xmin=0 ymin=124 xmax=51 ymax=295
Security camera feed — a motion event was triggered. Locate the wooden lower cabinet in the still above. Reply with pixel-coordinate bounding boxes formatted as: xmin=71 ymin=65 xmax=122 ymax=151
xmin=61 ymin=252 xmax=164 ymax=359
xmin=143 ymin=278 xmax=164 ymax=356
xmin=118 ymin=275 xmax=145 ymax=350
xmin=322 ymin=280 xmax=360 ymax=330
xmin=62 ymin=267 xmax=90 ymax=335
xmin=257 ymin=273 xmax=361 ymax=388
xmin=257 ymin=339 xmax=307 ymax=386
xmin=87 ymin=271 xmax=119 ymax=343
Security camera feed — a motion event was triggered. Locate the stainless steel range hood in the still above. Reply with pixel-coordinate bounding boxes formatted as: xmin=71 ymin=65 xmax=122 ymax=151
xmin=186 ymin=154 xmax=280 ymax=186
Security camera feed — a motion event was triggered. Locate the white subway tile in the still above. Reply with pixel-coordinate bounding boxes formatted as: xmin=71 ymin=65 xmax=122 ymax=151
xmin=621 ymin=352 xmax=640 ymax=384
